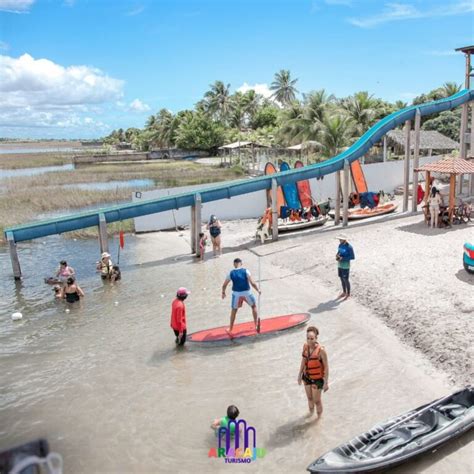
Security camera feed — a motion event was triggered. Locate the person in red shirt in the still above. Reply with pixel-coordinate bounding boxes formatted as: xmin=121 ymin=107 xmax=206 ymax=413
xmin=170 ymin=287 xmax=190 ymax=346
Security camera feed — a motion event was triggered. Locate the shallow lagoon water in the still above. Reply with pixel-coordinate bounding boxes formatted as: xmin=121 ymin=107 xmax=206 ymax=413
xmin=0 ymin=232 xmax=472 ymax=473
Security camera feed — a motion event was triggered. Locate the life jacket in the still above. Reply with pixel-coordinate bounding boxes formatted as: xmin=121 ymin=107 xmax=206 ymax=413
xmin=220 ymin=416 xmax=236 ymax=435
xmin=261 ymin=208 xmax=272 ymax=225
xmin=230 ymin=268 xmax=250 ymax=292
xmin=303 ymin=343 xmax=325 ymax=380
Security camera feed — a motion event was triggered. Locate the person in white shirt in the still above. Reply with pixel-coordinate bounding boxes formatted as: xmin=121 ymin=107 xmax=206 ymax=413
xmin=428 ymin=187 xmax=443 ymax=228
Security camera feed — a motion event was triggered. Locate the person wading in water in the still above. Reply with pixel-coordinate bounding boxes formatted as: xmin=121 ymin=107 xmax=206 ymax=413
xmin=221 ymin=258 xmax=261 ymax=336
xmin=298 ymin=326 xmax=329 ymax=417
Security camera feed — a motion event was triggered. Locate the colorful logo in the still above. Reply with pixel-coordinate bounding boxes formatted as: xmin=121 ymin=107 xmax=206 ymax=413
xmin=208 ymin=418 xmax=266 ymax=464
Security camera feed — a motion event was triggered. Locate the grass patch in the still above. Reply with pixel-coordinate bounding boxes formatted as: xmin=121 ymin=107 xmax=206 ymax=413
xmin=0 ymin=160 xmax=246 ymax=244
xmin=0 ymin=153 xmax=73 ymax=169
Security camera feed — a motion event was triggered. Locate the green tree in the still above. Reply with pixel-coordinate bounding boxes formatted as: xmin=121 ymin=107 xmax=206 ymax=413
xmin=317 ymin=115 xmax=355 ymax=158
xmin=203 ymin=80 xmax=234 ymax=123
xmin=175 ymin=112 xmax=225 ymax=152
xmin=422 ymin=110 xmax=461 ymax=141
xmin=341 ymin=91 xmax=379 ymax=136
xmin=250 ymin=104 xmax=279 ymax=129
xmin=442 ymin=82 xmax=462 ymax=98
xmin=270 ymin=69 xmax=298 ymax=106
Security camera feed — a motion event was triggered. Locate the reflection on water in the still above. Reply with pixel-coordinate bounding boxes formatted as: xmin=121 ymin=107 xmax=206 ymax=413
xmin=0 ymin=164 xmax=75 ymax=179
xmin=61 ymin=179 xmax=155 ymax=191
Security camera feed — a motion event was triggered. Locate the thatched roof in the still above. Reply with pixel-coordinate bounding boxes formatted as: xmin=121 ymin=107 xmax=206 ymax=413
xmin=386 ymin=130 xmax=459 ymax=150
xmin=286 ymin=141 xmax=321 ymax=151
xmin=415 ymin=156 xmax=474 ymax=174
xmin=219 ymin=141 xmax=268 ymax=149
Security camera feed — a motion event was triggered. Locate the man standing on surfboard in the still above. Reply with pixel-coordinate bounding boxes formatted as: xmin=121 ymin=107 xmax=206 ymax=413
xmin=221 ymin=258 xmax=261 ymax=335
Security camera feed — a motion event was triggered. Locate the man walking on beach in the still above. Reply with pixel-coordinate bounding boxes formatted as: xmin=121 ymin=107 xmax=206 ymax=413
xmin=336 ymin=235 xmax=354 ymax=299
xmin=222 ymin=258 xmax=261 ymax=335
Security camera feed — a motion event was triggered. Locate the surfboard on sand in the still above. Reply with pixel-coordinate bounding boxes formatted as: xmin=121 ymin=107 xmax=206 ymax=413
xmin=188 ymin=313 xmax=310 ymax=342
xmin=264 ymin=162 xmax=285 ymax=210
xmin=294 ymin=160 xmax=313 ymax=208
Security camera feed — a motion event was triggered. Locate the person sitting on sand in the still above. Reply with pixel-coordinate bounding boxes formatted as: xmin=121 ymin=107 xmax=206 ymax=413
xmin=96 ymin=252 xmax=113 ymax=280
xmin=170 ymin=287 xmax=190 ymax=346
xmin=63 ymin=277 xmax=84 ymax=304
xmin=56 ymin=260 xmax=75 ymax=282
xmin=199 ymin=232 xmax=208 ymax=261
xmin=336 ymin=235 xmax=354 ymax=299
xmin=211 ymin=405 xmax=240 ymax=436
xmin=297 ymin=326 xmax=329 ymax=417
xmin=207 ymin=215 xmax=222 ymax=256
xmin=221 ymin=258 xmax=261 ymax=335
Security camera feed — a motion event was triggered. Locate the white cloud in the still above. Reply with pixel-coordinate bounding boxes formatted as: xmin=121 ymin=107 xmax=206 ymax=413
xmin=0 ymin=0 xmax=35 ymax=13
xmin=348 ymin=1 xmax=474 ymax=28
xmin=0 ymin=41 xmax=9 ymax=51
xmin=237 ymin=82 xmax=273 ymax=99
xmin=126 ymin=5 xmax=144 ymax=16
xmin=0 ymin=53 xmax=123 ymax=133
xmin=128 ymin=98 xmax=150 ymax=112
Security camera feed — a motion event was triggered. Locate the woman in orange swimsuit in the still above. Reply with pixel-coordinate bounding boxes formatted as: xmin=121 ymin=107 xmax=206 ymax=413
xmin=297 ymin=326 xmax=329 ymax=416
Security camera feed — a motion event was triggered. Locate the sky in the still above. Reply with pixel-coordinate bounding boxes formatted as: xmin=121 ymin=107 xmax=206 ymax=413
xmin=0 ymin=0 xmax=473 ymax=139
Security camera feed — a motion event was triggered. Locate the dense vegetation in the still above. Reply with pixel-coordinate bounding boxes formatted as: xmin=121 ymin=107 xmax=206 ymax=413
xmin=104 ymin=70 xmax=462 ymax=154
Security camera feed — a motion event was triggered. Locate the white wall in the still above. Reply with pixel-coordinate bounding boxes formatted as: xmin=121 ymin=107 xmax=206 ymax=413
xmin=134 ymin=182 xmax=267 ymax=232
xmin=134 ymin=156 xmax=442 ymax=232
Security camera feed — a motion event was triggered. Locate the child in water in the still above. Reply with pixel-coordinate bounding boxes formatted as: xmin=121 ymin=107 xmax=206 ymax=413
xmin=211 ymin=405 xmax=239 ymax=436
xmin=199 ymin=232 xmax=208 ymax=261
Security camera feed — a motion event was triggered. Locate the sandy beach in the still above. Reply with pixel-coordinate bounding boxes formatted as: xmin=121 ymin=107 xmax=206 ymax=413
xmin=202 ymin=212 xmax=474 ymax=386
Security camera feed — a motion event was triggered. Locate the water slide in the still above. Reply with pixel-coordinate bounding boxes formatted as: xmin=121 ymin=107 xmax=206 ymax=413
xmin=6 ymin=89 xmax=474 ymax=243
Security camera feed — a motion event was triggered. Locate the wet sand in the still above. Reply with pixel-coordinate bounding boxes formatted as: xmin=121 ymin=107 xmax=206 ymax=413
xmin=218 ymin=213 xmax=474 ymax=386
xmin=1 ymin=215 xmax=472 ymax=473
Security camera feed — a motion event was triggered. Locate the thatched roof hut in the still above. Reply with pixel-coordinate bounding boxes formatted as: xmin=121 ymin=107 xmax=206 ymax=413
xmin=386 ymin=130 xmax=459 ymax=154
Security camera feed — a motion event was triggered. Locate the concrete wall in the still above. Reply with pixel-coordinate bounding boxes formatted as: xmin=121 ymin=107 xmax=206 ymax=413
xmin=149 ymin=149 xmax=209 ymax=160
xmin=134 ymin=182 xmax=267 ymax=232
xmin=133 ymin=155 xmax=442 ymax=232
xmin=74 ymin=152 xmax=149 ymax=165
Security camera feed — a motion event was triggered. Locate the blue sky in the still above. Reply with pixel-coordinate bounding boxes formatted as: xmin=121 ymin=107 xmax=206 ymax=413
xmin=0 ymin=0 xmax=473 ymax=138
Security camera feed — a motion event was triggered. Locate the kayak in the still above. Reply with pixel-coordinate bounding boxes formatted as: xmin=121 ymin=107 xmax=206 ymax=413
xmin=188 ymin=313 xmax=310 ymax=342
xmin=307 ymin=386 xmax=474 ymax=473
xmin=329 ymin=203 xmax=398 ymax=220
xmin=279 ymin=216 xmax=328 ymax=233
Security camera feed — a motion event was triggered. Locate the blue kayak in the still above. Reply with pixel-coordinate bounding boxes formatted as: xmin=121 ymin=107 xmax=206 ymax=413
xmin=280 ymin=161 xmax=301 ymax=209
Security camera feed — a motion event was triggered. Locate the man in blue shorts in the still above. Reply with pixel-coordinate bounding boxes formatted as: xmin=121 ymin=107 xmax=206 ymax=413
xmin=221 ymin=258 xmax=261 ymax=335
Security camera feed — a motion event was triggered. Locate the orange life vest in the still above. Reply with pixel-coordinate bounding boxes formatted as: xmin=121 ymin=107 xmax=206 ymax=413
xmin=261 ymin=208 xmax=272 ymax=225
xmin=303 ymin=343 xmax=325 ymax=379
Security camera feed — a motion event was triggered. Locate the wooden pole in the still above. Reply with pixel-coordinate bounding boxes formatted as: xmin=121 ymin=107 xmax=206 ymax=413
xmin=194 ymin=193 xmax=202 ymax=257
xmin=271 ymin=178 xmax=279 ymax=241
xmin=7 ymin=231 xmax=22 ymax=280
xmin=424 ymin=171 xmax=431 ymax=202
xmin=449 ymin=174 xmax=456 ymax=224
xmin=190 ymin=202 xmax=196 ymax=254
xmin=98 ymin=213 xmax=109 ymax=254
xmin=383 ymin=135 xmax=387 ymax=162
xmin=334 ymin=171 xmax=341 ymax=225
xmin=458 ymin=103 xmax=468 ymax=194
xmin=412 ymin=110 xmax=421 ymax=213
xmin=342 ymin=160 xmax=350 ymax=227
xmin=403 ymin=120 xmax=411 ymax=212
xmin=470 ymin=102 xmax=474 ymax=196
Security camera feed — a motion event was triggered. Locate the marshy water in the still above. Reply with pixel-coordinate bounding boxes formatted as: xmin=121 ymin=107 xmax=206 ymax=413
xmin=1 ymin=230 xmax=472 ymax=473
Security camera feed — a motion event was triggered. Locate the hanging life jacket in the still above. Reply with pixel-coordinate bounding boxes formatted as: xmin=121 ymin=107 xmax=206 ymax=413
xmin=303 ymin=343 xmax=325 ymax=380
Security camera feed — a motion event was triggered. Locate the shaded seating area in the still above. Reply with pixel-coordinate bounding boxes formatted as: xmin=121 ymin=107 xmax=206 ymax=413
xmin=416 ymin=155 xmax=474 ymax=226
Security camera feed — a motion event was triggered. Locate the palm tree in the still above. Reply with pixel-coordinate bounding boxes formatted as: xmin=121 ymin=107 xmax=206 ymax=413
xmin=148 ymin=109 xmax=176 ymax=148
xmin=146 ymin=114 xmax=157 ymax=129
xmin=341 ymin=91 xmax=378 ymax=136
xmin=318 ymin=115 xmax=355 ymax=158
xmin=203 ymin=81 xmax=233 ymax=123
xmin=270 ymin=69 xmax=298 ymax=106
xmin=442 ymin=82 xmax=462 ymax=98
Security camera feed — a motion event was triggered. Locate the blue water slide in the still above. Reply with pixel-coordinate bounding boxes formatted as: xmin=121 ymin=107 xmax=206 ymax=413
xmin=5 ymin=89 xmax=474 ymax=243
xmin=280 ymin=161 xmax=301 ymax=208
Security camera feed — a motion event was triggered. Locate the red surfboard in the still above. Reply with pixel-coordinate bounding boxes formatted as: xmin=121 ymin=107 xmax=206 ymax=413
xmin=294 ymin=160 xmax=313 ymax=208
xmin=264 ymin=162 xmax=285 ymax=210
xmin=188 ymin=313 xmax=310 ymax=342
